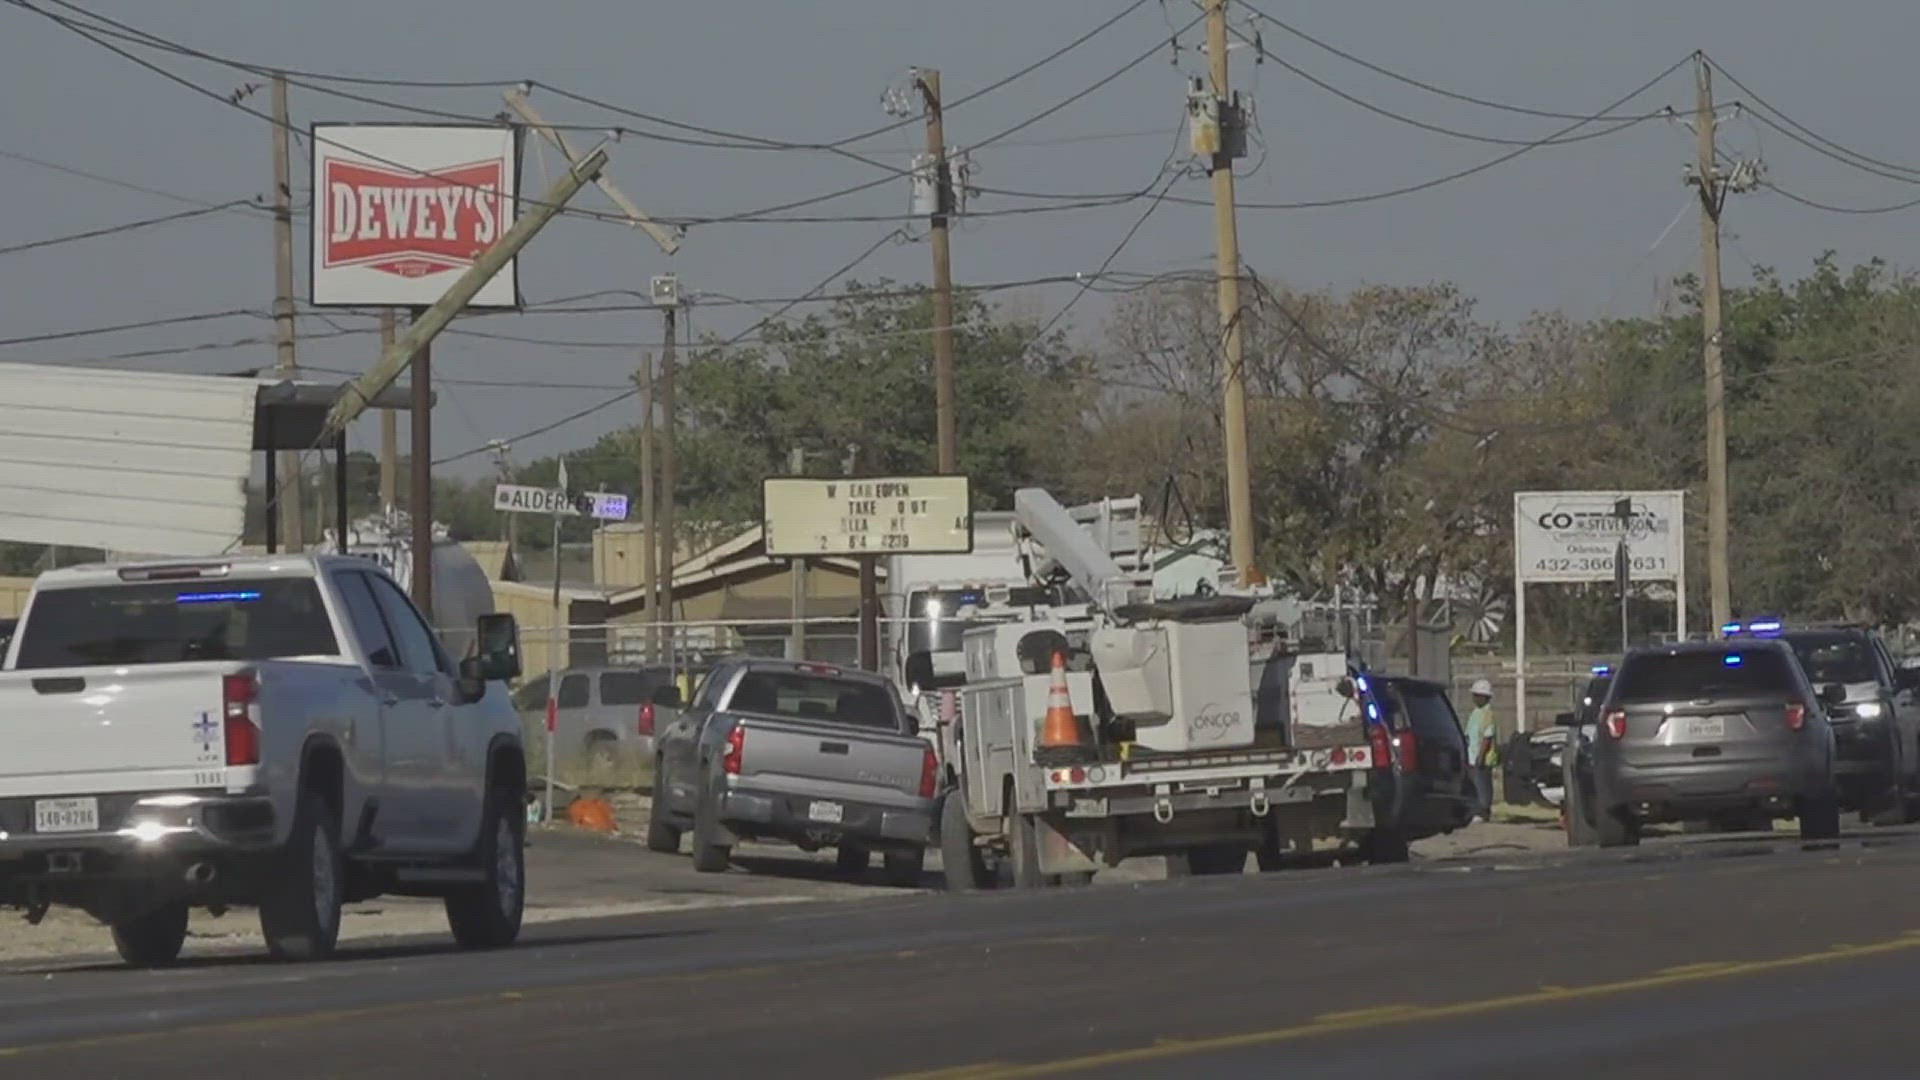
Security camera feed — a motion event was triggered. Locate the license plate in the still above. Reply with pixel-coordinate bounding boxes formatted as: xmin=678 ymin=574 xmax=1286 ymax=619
xmin=1681 ymin=716 xmax=1727 ymax=740
xmin=808 ymin=800 xmax=843 ymax=824
xmin=34 ymin=797 xmax=98 ymax=834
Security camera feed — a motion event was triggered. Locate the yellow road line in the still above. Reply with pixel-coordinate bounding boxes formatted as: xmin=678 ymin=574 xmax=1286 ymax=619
xmin=890 ymin=930 xmax=1920 ymax=1079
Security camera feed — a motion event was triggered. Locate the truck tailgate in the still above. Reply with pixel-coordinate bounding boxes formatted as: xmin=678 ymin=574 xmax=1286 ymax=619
xmin=733 ymin=715 xmax=929 ymax=807
xmin=0 ymin=664 xmax=228 ymax=796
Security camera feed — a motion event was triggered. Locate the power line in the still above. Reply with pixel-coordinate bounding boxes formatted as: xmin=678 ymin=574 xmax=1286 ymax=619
xmin=1761 ymin=182 xmax=1920 ymax=216
xmin=432 ymin=228 xmax=913 ymax=465
xmin=1705 ymin=56 xmax=1920 ymax=183
xmin=0 ymin=308 xmax=262 ymax=347
xmin=0 ymin=146 xmax=250 ymax=208
xmin=0 ymin=198 xmax=260 ymax=257
xmin=1240 ymin=2 xmax=1665 ymax=123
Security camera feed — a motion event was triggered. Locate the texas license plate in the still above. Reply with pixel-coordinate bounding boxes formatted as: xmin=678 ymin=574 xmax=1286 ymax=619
xmin=1681 ymin=716 xmax=1727 ymax=740
xmin=808 ymin=800 xmax=843 ymax=824
xmin=34 ymin=797 xmax=98 ymax=834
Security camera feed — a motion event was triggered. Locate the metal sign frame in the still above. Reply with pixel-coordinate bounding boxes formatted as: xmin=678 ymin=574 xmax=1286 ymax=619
xmin=1511 ymin=490 xmax=1687 ymax=733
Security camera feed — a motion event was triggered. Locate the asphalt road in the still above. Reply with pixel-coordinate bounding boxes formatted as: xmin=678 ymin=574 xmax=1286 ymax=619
xmin=3 ymin=826 xmax=1919 ymax=1079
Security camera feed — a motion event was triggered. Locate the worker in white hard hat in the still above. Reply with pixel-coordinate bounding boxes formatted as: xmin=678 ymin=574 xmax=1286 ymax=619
xmin=1464 ymin=678 xmax=1499 ymax=821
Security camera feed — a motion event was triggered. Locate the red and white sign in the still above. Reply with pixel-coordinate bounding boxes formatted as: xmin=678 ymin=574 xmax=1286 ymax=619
xmin=310 ymin=124 xmax=521 ymax=308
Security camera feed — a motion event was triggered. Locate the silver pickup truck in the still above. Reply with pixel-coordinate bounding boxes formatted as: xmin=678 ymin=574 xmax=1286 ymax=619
xmin=646 ymin=659 xmax=937 ymax=886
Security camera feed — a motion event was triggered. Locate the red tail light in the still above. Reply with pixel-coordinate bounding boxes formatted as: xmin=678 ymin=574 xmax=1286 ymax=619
xmin=1394 ymin=728 xmax=1419 ymax=773
xmin=1368 ymin=724 xmax=1392 ymax=770
xmin=1786 ymin=703 xmax=1807 ymax=731
xmin=223 ymin=673 xmax=260 ymax=766
xmin=1603 ymin=710 xmax=1627 ymax=739
xmin=638 ymin=702 xmax=656 ymax=737
xmin=721 ymin=725 xmax=745 ymax=775
xmin=918 ymin=745 xmax=938 ymax=798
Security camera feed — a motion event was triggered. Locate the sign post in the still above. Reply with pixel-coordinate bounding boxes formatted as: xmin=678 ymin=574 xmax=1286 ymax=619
xmin=1512 ymin=491 xmax=1686 ymax=733
xmin=763 ymin=475 xmax=973 ymax=672
xmin=492 ymin=473 xmax=630 ymax=819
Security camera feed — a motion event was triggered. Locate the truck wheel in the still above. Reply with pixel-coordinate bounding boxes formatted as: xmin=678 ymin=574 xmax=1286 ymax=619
xmin=645 ymin=759 xmax=681 ymax=854
xmin=690 ymin=781 xmax=731 ymax=873
xmin=836 ymin=844 xmax=870 ymax=876
xmin=1563 ymin=779 xmax=1599 ymax=848
xmin=1597 ymin=806 xmax=1640 ymax=848
xmin=111 ymin=900 xmax=189 ymax=966
xmin=1004 ymin=810 xmax=1045 ymax=889
xmin=939 ymin=793 xmax=992 ymax=892
xmin=883 ymin=848 xmax=925 ymax=888
xmin=1167 ymin=845 xmax=1245 ymax=876
xmin=1360 ymin=829 xmax=1410 ymax=865
xmin=259 ymin=791 xmax=344 ymax=961
xmin=444 ymin=783 xmax=526 ymax=951
xmin=1799 ymin=793 xmax=1842 ymax=841
xmin=1052 ymin=871 xmax=1095 ymax=887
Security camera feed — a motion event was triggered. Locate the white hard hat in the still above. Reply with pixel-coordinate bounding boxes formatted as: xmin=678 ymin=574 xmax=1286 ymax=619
xmin=1470 ymin=679 xmax=1494 ymax=698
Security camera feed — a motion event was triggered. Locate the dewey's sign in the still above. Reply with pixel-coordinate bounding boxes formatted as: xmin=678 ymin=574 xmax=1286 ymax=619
xmin=310 ymin=124 xmax=522 ymax=308
xmin=763 ymin=475 xmax=972 ymax=557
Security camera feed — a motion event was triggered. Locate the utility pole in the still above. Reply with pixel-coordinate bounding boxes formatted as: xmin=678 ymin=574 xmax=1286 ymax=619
xmin=411 ymin=325 xmax=433 ymax=622
xmin=378 ymin=309 xmax=399 ymax=515
xmin=270 ymin=73 xmax=306 ymax=551
xmin=1201 ymin=0 xmax=1256 ymax=586
xmin=787 ymin=446 xmax=809 ymax=661
xmin=914 ymin=69 xmax=959 ymax=474
xmin=638 ymin=349 xmax=658 ymax=660
xmin=1690 ymin=55 xmax=1734 ymax=631
xmin=655 ymin=284 xmax=680 ymax=669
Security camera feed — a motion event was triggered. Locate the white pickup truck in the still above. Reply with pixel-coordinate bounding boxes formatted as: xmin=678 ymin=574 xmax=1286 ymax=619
xmin=0 ymin=555 xmax=529 ymax=965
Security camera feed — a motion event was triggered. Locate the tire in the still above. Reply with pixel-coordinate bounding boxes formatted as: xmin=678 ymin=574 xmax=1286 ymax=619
xmin=689 ymin=780 xmax=731 ymax=873
xmin=1799 ymin=793 xmax=1842 ymax=841
xmin=1053 ymin=871 xmax=1095 ymax=887
xmin=1359 ymin=829 xmax=1410 ymax=865
xmin=1596 ymin=806 xmax=1640 ymax=848
xmin=111 ymin=900 xmax=188 ymax=966
xmin=444 ymin=784 xmax=526 ymax=951
xmin=836 ymin=844 xmax=870 ymax=876
xmin=645 ymin=759 xmax=681 ymax=854
xmin=882 ymin=848 xmax=925 ymax=888
xmin=259 ymin=791 xmax=344 ymax=961
xmin=1004 ymin=810 xmax=1044 ymax=889
xmin=1563 ymin=779 xmax=1598 ymax=848
xmin=939 ymin=792 xmax=991 ymax=892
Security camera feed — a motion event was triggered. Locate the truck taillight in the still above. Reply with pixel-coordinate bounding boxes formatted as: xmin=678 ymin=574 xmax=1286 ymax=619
xmin=1393 ymin=729 xmax=1418 ymax=773
xmin=1785 ymin=703 xmax=1807 ymax=731
xmin=639 ymin=702 xmax=655 ymax=737
xmin=223 ymin=673 xmax=260 ymax=766
xmin=1604 ymin=710 xmax=1627 ymax=739
xmin=1368 ymin=724 xmax=1392 ymax=770
xmin=919 ymin=746 xmax=938 ymax=798
xmin=722 ymin=725 xmax=745 ymax=775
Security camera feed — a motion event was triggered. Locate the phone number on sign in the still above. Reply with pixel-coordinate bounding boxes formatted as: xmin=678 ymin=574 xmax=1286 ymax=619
xmin=1533 ymin=556 xmax=1668 ymax=573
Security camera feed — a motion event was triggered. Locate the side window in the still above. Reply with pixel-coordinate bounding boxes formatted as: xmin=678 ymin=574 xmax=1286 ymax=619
xmin=365 ymin=575 xmax=450 ymax=678
xmin=557 ymin=674 xmax=590 ymax=709
xmin=336 ymin=573 xmax=401 ymax=670
xmin=1871 ymin=638 xmax=1899 ymax=688
xmin=694 ymin=665 xmax=732 ymax=710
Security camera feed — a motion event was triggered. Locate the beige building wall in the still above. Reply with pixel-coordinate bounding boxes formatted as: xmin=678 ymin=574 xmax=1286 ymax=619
xmin=0 ymin=576 xmax=33 ymax=619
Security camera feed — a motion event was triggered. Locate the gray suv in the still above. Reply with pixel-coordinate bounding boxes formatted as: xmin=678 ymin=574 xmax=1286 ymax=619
xmin=1590 ymin=641 xmax=1839 ymax=846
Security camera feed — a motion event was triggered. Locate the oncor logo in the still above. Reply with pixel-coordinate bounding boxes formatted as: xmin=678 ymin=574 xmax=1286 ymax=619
xmin=320 ymin=157 xmax=508 ymax=278
xmin=1188 ymin=704 xmax=1244 ymax=743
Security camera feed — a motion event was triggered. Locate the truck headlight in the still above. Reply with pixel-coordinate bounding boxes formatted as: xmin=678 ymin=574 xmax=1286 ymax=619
xmin=1855 ymin=701 xmax=1885 ymax=720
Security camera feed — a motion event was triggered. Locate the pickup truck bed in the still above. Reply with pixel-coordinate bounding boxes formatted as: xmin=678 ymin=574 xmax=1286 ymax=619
xmin=648 ymin=659 xmax=937 ymax=886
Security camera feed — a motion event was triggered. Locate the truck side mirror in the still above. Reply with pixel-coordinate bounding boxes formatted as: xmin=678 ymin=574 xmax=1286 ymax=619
xmin=1821 ymin=683 xmax=1849 ymax=709
xmin=475 ymin=613 xmax=522 ymax=682
xmin=651 ymin=684 xmax=682 ymax=708
xmin=1553 ymin=711 xmax=1577 ymax=727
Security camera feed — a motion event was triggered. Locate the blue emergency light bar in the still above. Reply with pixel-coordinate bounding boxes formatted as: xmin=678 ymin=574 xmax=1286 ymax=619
xmin=1721 ymin=619 xmax=1784 ymax=638
xmin=176 ymin=591 xmax=261 ymax=604
xmin=1724 ymin=654 xmax=1744 ymax=666
xmin=1591 ymin=664 xmax=1612 ymax=676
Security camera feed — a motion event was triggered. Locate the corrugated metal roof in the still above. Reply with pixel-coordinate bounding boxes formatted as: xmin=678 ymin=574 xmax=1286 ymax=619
xmin=0 ymin=363 xmax=257 ymax=555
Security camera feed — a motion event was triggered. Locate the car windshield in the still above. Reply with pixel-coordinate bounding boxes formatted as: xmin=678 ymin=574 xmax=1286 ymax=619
xmin=12 ymin=579 xmax=338 ymax=669
xmin=1379 ymin=681 xmax=1460 ymax=740
xmin=1611 ymin=650 xmax=1797 ymax=703
xmin=726 ymin=669 xmax=901 ymax=731
xmin=1785 ymin=634 xmax=1877 ymax=685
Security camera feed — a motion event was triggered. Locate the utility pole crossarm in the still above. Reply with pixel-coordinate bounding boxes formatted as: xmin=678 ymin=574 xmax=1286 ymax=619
xmin=324 ymin=148 xmax=609 ymax=435
xmin=503 ymin=89 xmax=683 ymax=256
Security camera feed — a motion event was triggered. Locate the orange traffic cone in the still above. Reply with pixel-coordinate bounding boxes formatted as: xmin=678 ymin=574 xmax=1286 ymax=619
xmin=1036 ymin=650 xmax=1091 ymax=765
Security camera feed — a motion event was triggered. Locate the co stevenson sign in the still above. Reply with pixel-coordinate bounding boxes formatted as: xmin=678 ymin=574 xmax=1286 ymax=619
xmin=310 ymin=123 xmax=522 ymax=308
xmin=1513 ymin=490 xmax=1685 ymax=585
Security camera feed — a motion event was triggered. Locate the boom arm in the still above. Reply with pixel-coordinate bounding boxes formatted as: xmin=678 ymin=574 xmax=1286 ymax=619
xmin=1012 ymin=488 xmax=1138 ymax=617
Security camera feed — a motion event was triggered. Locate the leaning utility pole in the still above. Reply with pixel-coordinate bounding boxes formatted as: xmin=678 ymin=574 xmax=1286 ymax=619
xmin=1202 ymin=0 xmax=1256 ymax=585
xmin=270 ymin=73 xmax=306 ymax=550
xmin=1692 ymin=54 xmax=1731 ymax=631
xmin=325 ymin=148 xmax=611 ymax=620
xmin=914 ymin=69 xmax=959 ymax=474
